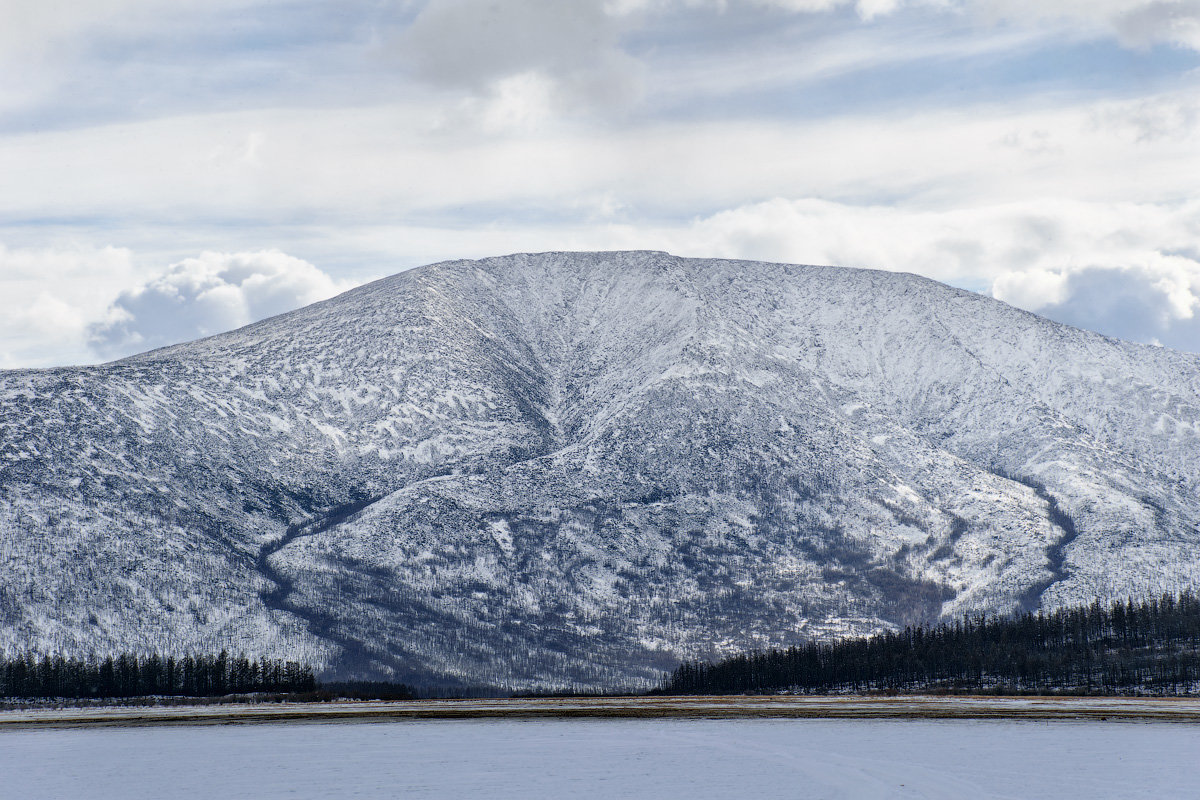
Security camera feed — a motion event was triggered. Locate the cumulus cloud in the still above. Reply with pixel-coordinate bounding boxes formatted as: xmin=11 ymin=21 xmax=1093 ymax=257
xmin=2 ymin=0 xmax=1198 ymax=366
xmin=583 ymin=196 xmax=1200 ymax=352
xmin=993 ymin=258 xmax=1200 ymax=352
xmin=990 ymin=268 xmax=1069 ymax=309
xmin=647 ymin=197 xmax=1193 ymax=276
xmin=88 ymin=251 xmax=351 ymax=360
xmin=332 ymin=197 xmax=1200 ymax=354
xmin=0 ymin=243 xmax=137 ymax=368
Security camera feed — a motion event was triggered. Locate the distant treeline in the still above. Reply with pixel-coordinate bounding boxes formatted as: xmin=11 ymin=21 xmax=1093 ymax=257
xmin=0 ymin=651 xmax=316 ymax=699
xmin=663 ymin=592 xmax=1200 ymax=695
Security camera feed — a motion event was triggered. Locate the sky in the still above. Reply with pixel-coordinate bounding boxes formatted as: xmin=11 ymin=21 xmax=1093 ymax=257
xmin=1 ymin=0 xmax=1199 ymax=367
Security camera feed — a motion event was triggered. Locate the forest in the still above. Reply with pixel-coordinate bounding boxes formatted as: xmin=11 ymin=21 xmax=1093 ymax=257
xmin=9 ymin=592 xmax=1200 ymax=700
xmin=0 ymin=651 xmax=316 ymax=699
xmin=662 ymin=592 xmax=1200 ymax=695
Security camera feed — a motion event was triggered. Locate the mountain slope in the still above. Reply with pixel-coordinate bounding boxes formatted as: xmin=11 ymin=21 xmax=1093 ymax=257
xmin=2 ymin=251 xmax=1198 ymax=689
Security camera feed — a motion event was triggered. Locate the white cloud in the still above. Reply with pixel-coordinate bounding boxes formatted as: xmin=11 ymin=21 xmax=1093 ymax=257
xmin=767 ymin=0 xmax=1200 ymax=49
xmin=610 ymin=0 xmax=926 ymax=20
xmin=1091 ymin=95 xmax=1200 ymax=143
xmin=0 ymin=87 xmax=1195 ymax=355
xmin=399 ymin=0 xmax=643 ymax=125
xmin=0 ymin=245 xmax=356 ymax=368
xmin=0 ymin=0 xmax=267 ymax=85
xmin=614 ymin=0 xmax=1200 ymax=49
xmin=1 ymin=0 xmax=1198 ymax=364
xmin=0 ymin=243 xmax=138 ymax=368
xmin=990 ymin=268 xmax=1070 ymax=309
xmin=631 ymin=196 xmax=1197 ymax=282
xmin=1 ymin=87 xmax=1194 ymax=229
xmin=403 ymin=0 xmax=614 ymax=89
xmin=0 ymin=0 xmax=268 ymax=58
xmin=88 ymin=250 xmax=352 ymax=360
xmin=433 ymin=71 xmax=560 ymax=135
xmin=967 ymin=0 xmax=1200 ymax=51
xmin=634 ymin=194 xmax=1200 ymax=351
xmin=745 ymin=0 xmax=930 ymax=20
xmin=286 ymin=193 xmax=1200 ymax=353
xmin=0 ymin=0 xmax=154 ymax=60
xmin=0 ymin=0 xmax=281 ymax=119
xmin=996 ymin=259 xmax=1200 ymax=351
xmin=5 ymin=198 xmax=1199 ymax=367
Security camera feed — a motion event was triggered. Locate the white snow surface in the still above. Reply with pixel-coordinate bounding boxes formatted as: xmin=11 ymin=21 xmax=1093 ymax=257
xmin=4 ymin=718 xmax=1200 ymax=800
xmin=2 ymin=251 xmax=1199 ymax=687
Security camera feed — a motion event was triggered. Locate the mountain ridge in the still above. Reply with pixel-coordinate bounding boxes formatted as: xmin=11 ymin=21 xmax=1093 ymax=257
xmin=2 ymin=250 xmax=1198 ymax=689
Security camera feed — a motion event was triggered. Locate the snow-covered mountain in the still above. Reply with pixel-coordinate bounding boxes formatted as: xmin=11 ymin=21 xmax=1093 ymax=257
xmin=3 ymin=251 xmax=1199 ymax=689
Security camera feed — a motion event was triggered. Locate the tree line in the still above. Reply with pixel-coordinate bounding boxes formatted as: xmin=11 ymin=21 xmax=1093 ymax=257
xmin=662 ymin=591 xmax=1200 ymax=695
xmin=1 ymin=651 xmax=316 ymax=699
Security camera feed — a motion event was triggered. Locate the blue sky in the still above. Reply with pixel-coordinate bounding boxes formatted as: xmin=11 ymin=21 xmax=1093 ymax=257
xmin=2 ymin=0 xmax=1199 ymax=366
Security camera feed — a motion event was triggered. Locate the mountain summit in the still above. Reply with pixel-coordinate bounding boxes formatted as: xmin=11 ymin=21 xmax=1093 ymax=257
xmin=3 ymin=251 xmax=1198 ymax=689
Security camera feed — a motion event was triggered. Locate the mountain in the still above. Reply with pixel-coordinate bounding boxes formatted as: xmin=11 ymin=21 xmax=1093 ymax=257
xmin=2 ymin=251 xmax=1199 ymax=690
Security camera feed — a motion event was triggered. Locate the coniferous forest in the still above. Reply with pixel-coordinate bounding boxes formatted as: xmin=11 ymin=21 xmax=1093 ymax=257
xmin=8 ymin=594 xmax=1200 ymax=700
xmin=0 ymin=651 xmax=316 ymax=699
xmin=662 ymin=592 xmax=1200 ymax=696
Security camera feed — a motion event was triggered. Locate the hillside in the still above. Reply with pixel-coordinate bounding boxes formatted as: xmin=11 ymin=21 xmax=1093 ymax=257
xmin=2 ymin=251 xmax=1198 ymax=689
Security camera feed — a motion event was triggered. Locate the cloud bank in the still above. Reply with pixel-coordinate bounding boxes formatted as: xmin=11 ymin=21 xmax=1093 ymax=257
xmin=608 ymin=196 xmax=1200 ymax=352
xmin=969 ymin=0 xmax=1200 ymax=50
xmin=398 ymin=0 xmax=643 ymax=130
xmin=88 ymin=251 xmax=350 ymax=360
xmin=994 ymin=259 xmax=1200 ymax=352
xmin=609 ymin=0 xmax=1200 ymax=48
xmin=0 ymin=243 xmax=137 ymax=368
xmin=1 ymin=0 xmax=1198 ymax=363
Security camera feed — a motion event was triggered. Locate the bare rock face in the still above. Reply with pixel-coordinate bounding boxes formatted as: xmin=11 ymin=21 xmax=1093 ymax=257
xmin=3 ymin=251 xmax=1198 ymax=689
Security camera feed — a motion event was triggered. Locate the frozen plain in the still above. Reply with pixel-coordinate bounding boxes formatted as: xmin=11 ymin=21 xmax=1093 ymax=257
xmin=6 ymin=717 xmax=1200 ymax=799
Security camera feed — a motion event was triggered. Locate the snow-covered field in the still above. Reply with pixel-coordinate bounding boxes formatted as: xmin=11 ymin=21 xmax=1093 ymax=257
xmin=5 ymin=717 xmax=1198 ymax=799
xmin=6 ymin=695 xmax=1200 ymax=726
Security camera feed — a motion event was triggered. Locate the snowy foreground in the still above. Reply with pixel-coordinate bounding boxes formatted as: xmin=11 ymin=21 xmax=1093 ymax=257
xmin=5 ymin=715 xmax=1200 ymax=799
xmin=5 ymin=695 xmax=1200 ymax=726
